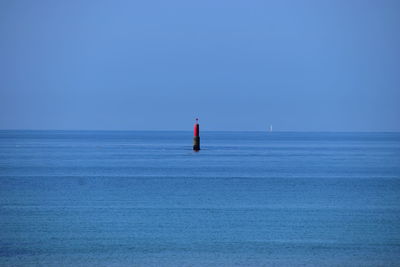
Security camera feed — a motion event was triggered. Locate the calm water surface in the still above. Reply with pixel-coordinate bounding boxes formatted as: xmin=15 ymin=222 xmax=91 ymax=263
xmin=1 ymin=131 xmax=400 ymax=266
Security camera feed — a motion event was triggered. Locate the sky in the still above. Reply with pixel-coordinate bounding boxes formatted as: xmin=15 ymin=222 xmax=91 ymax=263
xmin=0 ymin=0 xmax=399 ymax=131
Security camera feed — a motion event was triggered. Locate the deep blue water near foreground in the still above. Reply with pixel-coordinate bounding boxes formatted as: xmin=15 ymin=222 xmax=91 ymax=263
xmin=0 ymin=131 xmax=400 ymax=266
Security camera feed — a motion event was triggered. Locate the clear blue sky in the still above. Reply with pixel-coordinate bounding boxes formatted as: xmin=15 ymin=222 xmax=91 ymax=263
xmin=0 ymin=0 xmax=399 ymax=131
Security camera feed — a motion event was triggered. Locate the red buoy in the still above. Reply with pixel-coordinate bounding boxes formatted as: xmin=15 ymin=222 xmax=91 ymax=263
xmin=193 ymin=118 xmax=200 ymax=151
xmin=194 ymin=118 xmax=199 ymax=137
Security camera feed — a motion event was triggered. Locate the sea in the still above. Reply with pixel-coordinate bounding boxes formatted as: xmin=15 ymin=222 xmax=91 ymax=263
xmin=0 ymin=131 xmax=399 ymax=266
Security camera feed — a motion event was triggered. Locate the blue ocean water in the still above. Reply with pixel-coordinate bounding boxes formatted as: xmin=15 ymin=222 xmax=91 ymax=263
xmin=0 ymin=131 xmax=399 ymax=266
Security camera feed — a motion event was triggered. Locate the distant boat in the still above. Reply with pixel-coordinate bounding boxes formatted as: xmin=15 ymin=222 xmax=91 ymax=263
xmin=269 ymin=125 xmax=273 ymax=132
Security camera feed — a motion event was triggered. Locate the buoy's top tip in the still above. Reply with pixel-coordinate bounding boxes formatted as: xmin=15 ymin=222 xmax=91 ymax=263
xmin=195 ymin=118 xmax=199 ymax=122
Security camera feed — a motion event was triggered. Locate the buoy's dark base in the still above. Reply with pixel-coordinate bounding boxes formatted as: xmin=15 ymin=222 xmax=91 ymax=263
xmin=193 ymin=136 xmax=200 ymax=151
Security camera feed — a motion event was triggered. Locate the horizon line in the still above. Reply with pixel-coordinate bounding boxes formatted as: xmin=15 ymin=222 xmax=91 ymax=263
xmin=0 ymin=129 xmax=399 ymax=133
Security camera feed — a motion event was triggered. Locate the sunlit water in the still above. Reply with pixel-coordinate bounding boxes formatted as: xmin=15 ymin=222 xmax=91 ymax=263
xmin=1 ymin=131 xmax=400 ymax=266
